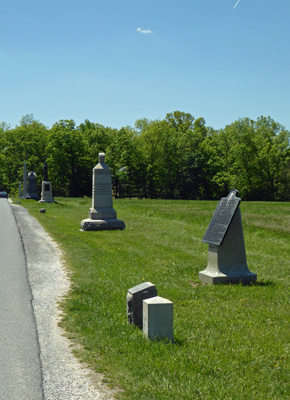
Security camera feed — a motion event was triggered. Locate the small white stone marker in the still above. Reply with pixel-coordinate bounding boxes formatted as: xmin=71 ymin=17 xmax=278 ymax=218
xmin=143 ymin=296 xmax=173 ymax=341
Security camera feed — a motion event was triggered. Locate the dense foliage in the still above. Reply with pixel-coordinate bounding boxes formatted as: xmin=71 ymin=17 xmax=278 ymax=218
xmin=1 ymin=112 xmax=290 ymax=200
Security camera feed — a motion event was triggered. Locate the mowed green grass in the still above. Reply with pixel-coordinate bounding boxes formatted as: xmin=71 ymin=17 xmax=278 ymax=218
xmin=17 ymin=198 xmax=290 ymax=399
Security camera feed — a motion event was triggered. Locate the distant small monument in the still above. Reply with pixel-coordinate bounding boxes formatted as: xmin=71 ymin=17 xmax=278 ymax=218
xmin=22 ymin=162 xmax=27 ymax=199
xmin=39 ymin=161 xmax=54 ymax=203
xmin=26 ymin=171 xmax=39 ymax=200
xmin=80 ymin=153 xmax=125 ymax=231
xmin=199 ymin=190 xmax=257 ymax=284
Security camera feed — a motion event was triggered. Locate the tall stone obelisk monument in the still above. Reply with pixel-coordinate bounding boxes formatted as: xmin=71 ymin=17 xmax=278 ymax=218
xmin=81 ymin=153 xmax=125 ymax=231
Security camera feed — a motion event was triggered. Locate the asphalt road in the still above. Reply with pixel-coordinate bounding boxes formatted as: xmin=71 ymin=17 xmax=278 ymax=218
xmin=0 ymin=199 xmax=112 ymax=400
xmin=0 ymin=198 xmax=43 ymax=399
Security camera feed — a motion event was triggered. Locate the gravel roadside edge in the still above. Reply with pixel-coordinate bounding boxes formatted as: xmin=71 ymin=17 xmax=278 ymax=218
xmin=11 ymin=203 xmax=117 ymax=400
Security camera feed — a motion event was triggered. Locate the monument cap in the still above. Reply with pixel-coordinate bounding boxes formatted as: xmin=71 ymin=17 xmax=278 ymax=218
xmin=98 ymin=153 xmax=105 ymax=163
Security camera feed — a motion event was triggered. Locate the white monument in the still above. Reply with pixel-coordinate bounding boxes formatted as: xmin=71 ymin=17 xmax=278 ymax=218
xmin=199 ymin=190 xmax=257 ymax=284
xmin=81 ymin=153 xmax=125 ymax=231
xmin=39 ymin=161 xmax=54 ymax=203
xmin=143 ymin=296 xmax=173 ymax=342
xmin=39 ymin=181 xmax=54 ymax=203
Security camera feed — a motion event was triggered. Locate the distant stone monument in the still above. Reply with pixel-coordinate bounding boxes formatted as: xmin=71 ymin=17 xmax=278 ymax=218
xmin=199 ymin=189 xmax=257 ymax=284
xmin=39 ymin=161 xmax=54 ymax=203
xmin=80 ymin=153 xmax=125 ymax=231
xmin=18 ymin=182 xmax=22 ymax=198
xmin=22 ymin=162 xmax=27 ymax=199
xmin=26 ymin=172 xmax=39 ymax=200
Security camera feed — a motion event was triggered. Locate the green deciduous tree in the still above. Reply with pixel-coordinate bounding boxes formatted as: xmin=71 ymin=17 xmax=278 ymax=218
xmin=46 ymin=120 xmax=88 ymax=196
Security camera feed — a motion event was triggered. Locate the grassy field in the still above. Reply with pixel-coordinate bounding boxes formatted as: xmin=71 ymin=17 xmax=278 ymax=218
xmin=16 ymin=197 xmax=290 ymax=399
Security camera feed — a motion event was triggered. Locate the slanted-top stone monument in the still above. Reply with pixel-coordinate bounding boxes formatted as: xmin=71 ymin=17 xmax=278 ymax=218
xmin=199 ymin=189 xmax=257 ymax=284
xmin=80 ymin=153 xmax=125 ymax=231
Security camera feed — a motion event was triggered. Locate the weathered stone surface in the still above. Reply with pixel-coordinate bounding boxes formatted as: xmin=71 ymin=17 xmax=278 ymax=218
xmin=202 ymin=190 xmax=241 ymax=246
xmin=81 ymin=153 xmax=125 ymax=231
xmin=80 ymin=218 xmax=125 ymax=231
xmin=127 ymin=282 xmax=157 ymax=328
xmin=26 ymin=172 xmax=39 ymax=200
xmin=199 ymin=191 xmax=257 ymax=284
xmin=39 ymin=181 xmax=54 ymax=203
xmin=143 ymin=296 xmax=173 ymax=341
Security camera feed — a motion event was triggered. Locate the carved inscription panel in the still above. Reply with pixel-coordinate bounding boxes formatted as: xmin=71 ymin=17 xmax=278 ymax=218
xmin=94 ymin=182 xmax=112 ymax=195
xmin=93 ymin=170 xmax=112 ymax=197
xmin=202 ymin=191 xmax=241 ymax=246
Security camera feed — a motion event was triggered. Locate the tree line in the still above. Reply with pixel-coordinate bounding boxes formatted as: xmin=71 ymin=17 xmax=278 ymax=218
xmin=0 ymin=112 xmax=289 ymax=201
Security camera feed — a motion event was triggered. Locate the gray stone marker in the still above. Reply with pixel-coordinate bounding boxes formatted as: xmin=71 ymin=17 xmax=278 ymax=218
xmin=143 ymin=296 xmax=173 ymax=341
xmin=127 ymin=282 xmax=157 ymax=328
xmin=81 ymin=153 xmax=125 ymax=231
xmin=18 ymin=181 xmax=22 ymax=198
xmin=39 ymin=162 xmax=54 ymax=203
xmin=26 ymin=171 xmax=39 ymax=200
xmin=40 ymin=181 xmax=54 ymax=203
xmin=199 ymin=189 xmax=257 ymax=284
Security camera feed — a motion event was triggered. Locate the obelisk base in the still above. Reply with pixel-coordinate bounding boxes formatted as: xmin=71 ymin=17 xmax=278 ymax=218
xmin=80 ymin=218 xmax=125 ymax=231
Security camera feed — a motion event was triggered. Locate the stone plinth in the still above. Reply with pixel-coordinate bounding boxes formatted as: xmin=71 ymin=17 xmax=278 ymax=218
xmin=81 ymin=153 xmax=125 ymax=231
xmin=39 ymin=181 xmax=54 ymax=203
xmin=199 ymin=190 xmax=257 ymax=284
xmin=127 ymin=282 xmax=157 ymax=328
xmin=81 ymin=218 xmax=125 ymax=231
xmin=143 ymin=296 xmax=173 ymax=341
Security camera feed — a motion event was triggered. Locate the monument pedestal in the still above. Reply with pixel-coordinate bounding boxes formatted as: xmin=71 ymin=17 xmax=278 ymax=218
xmin=199 ymin=190 xmax=257 ymax=284
xmin=80 ymin=218 xmax=125 ymax=231
xmin=39 ymin=181 xmax=54 ymax=203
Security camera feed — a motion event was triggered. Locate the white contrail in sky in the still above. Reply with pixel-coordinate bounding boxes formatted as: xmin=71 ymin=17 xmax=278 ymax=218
xmin=233 ymin=0 xmax=241 ymax=9
xmin=137 ymin=27 xmax=153 ymax=34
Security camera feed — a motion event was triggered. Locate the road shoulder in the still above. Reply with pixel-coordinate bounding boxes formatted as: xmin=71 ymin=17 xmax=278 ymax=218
xmin=11 ymin=204 xmax=116 ymax=400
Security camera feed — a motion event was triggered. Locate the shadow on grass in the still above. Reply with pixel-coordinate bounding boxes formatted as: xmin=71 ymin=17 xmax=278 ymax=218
xmin=189 ymin=280 xmax=275 ymax=288
xmin=250 ymin=279 xmax=275 ymax=287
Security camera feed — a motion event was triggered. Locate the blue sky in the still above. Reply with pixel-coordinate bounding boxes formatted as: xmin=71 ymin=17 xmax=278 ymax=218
xmin=1 ymin=0 xmax=290 ymax=130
